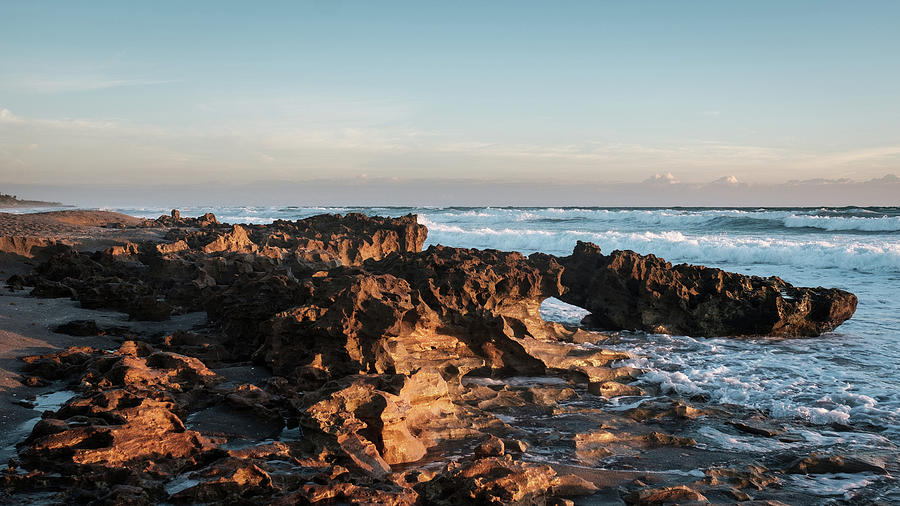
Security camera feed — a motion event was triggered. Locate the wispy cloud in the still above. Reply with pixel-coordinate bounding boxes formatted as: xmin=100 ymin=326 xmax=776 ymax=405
xmin=4 ymin=76 xmax=175 ymax=94
xmin=789 ymin=146 xmax=900 ymax=169
xmin=0 ymin=108 xmax=21 ymax=123
xmin=2 ymin=106 xmax=899 ymax=187
xmin=263 ymin=127 xmax=422 ymax=153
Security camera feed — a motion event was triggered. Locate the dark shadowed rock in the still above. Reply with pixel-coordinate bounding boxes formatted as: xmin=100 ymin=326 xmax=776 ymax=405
xmin=559 ymin=241 xmax=857 ymax=337
xmin=5 ymin=274 xmax=27 ymax=290
xmin=785 ymin=454 xmax=887 ymax=475
xmin=53 ymin=319 xmax=101 ymax=336
xmin=474 ymin=435 xmax=505 ymax=458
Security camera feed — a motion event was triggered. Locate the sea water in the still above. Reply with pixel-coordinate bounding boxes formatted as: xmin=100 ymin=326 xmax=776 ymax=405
xmin=91 ymin=206 xmax=900 ymax=445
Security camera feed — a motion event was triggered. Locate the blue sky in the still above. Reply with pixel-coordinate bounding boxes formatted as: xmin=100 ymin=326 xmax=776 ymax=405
xmin=1 ymin=1 xmax=899 ymax=198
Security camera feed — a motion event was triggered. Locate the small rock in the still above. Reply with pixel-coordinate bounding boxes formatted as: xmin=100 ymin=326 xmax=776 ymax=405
xmin=624 ymin=485 xmax=708 ymax=505
xmin=5 ymin=274 xmax=26 ymax=291
xmin=642 ymin=432 xmax=696 ymax=447
xmin=777 ymin=433 xmax=805 ymax=443
xmin=504 ymin=438 xmax=529 ymax=453
xmin=730 ymin=420 xmax=782 ymax=437
xmin=786 ymin=454 xmax=887 ymax=475
xmin=53 ymin=320 xmax=101 ymax=337
xmin=550 ymin=474 xmax=598 ymax=496
xmin=725 ymin=487 xmax=752 ymax=501
xmin=474 ymin=435 xmax=505 ymax=458
xmin=29 ymin=419 xmax=69 ymax=439
xmin=588 ymin=380 xmax=644 ymax=398
xmin=23 ymin=376 xmax=48 ymax=387
xmin=416 ymin=456 xmax=557 ymax=505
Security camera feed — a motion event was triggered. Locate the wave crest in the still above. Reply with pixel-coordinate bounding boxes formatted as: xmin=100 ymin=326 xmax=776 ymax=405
xmin=420 ymin=218 xmax=900 ymax=273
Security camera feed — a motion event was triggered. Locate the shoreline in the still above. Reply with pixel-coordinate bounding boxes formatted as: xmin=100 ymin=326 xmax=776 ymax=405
xmin=0 ymin=209 xmax=895 ymax=504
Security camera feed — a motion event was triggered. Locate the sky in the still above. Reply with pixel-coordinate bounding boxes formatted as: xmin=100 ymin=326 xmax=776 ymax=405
xmin=1 ymin=1 xmax=899 ymax=205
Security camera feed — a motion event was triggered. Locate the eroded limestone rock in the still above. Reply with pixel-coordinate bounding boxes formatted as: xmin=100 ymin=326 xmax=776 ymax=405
xmin=560 ymin=241 xmax=857 ymax=337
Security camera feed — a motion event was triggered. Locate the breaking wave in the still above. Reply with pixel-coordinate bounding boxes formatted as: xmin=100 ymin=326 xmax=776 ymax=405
xmin=426 ymin=207 xmax=900 ymax=233
xmin=602 ymin=332 xmax=900 ymax=437
xmin=782 ymin=214 xmax=900 ymax=232
xmin=421 ymin=218 xmax=900 ymax=273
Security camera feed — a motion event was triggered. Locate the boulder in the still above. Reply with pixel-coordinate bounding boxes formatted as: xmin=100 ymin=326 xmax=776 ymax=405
xmin=203 ymin=225 xmax=257 ymax=254
xmin=785 ymin=454 xmax=887 ymax=475
xmin=52 ymin=319 xmax=101 ymax=337
xmin=299 ymin=377 xmax=431 ymax=468
xmin=624 ymin=485 xmax=709 ymax=504
xmin=416 ymin=456 xmax=558 ymax=505
xmin=474 ymin=435 xmax=505 ymax=458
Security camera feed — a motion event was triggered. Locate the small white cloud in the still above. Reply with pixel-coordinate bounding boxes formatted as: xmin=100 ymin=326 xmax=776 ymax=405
xmin=0 ymin=108 xmax=20 ymax=122
xmin=700 ymin=110 xmax=721 ymax=117
xmin=260 ymin=153 xmax=275 ymax=163
xmin=710 ymin=175 xmax=740 ymax=185
xmin=644 ymin=172 xmax=678 ymax=184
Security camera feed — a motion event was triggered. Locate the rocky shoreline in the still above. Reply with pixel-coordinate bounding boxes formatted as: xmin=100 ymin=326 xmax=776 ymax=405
xmin=1 ymin=210 xmax=895 ymax=505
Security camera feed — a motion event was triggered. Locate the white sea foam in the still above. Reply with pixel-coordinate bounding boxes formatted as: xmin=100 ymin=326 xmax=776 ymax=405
xmin=788 ymin=473 xmax=885 ymax=499
xmin=421 ymin=207 xmax=900 ymax=236
xmin=540 ymin=294 xmax=900 ymax=441
xmin=783 ymin=214 xmax=900 ymax=232
xmin=696 ymin=426 xmax=780 ymax=453
xmin=602 ymin=332 xmax=900 ymax=436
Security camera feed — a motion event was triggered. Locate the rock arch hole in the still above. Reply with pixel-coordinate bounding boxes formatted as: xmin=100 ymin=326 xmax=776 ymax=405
xmin=539 ymin=297 xmax=590 ymax=326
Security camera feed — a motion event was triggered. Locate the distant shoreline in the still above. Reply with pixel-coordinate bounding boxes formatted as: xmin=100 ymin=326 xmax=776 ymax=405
xmin=0 ymin=194 xmax=67 ymax=208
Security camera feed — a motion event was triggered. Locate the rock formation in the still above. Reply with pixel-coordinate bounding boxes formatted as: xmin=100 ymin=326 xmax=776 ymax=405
xmin=1 ymin=211 xmax=864 ymax=504
xmin=559 ymin=241 xmax=858 ymax=337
